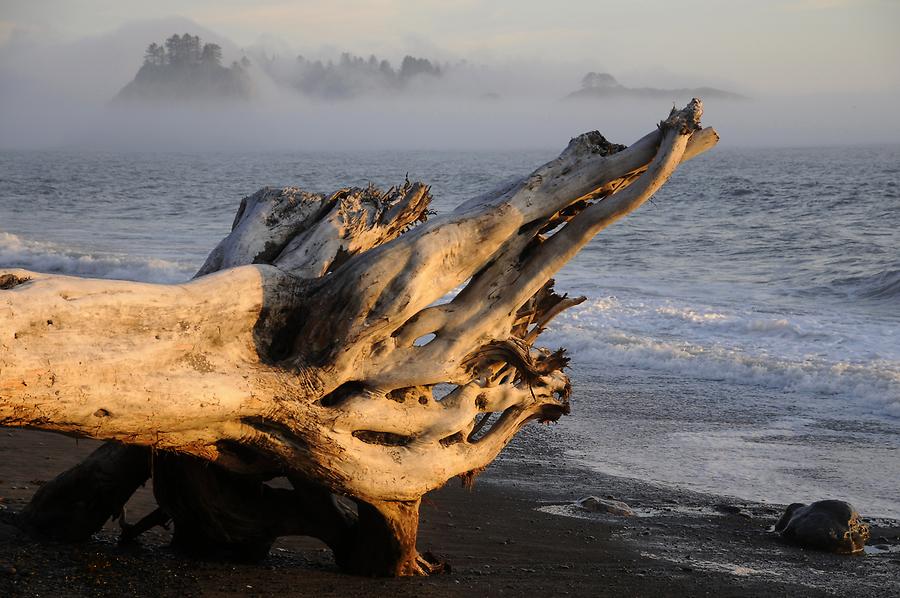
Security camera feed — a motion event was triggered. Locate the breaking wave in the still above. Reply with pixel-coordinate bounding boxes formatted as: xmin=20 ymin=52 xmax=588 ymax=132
xmin=0 ymin=232 xmax=193 ymax=283
xmin=543 ymin=296 xmax=900 ymax=419
xmin=832 ymin=268 xmax=900 ymax=301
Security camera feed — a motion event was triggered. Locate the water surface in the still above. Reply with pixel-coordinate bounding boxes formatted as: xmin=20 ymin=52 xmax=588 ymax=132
xmin=2 ymin=145 xmax=898 ymax=516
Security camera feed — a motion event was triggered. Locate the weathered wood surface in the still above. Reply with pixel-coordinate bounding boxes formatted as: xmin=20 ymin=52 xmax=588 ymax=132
xmin=0 ymin=100 xmax=717 ymax=575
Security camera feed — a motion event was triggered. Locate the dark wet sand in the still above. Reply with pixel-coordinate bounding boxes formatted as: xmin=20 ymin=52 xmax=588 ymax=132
xmin=1 ymin=427 xmax=898 ymax=597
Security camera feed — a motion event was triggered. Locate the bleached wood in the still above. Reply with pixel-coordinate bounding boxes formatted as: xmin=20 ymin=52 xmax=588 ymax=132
xmin=0 ymin=100 xmax=717 ymax=574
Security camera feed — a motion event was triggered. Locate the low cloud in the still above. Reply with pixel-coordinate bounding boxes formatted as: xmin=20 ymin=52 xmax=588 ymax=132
xmin=0 ymin=18 xmax=897 ymax=151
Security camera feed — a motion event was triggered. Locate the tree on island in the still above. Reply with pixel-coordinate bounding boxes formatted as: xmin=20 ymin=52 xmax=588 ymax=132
xmin=568 ymin=71 xmax=745 ymax=101
xmin=399 ymin=55 xmax=442 ymax=80
xmin=164 ymin=33 xmax=202 ymax=65
xmin=581 ymin=72 xmax=622 ymax=90
xmin=143 ymin=42 xmax=165 ymax=66
xmin=282 ymin=51 xmax=443 ymax=99
xmin=201 ymin=42 xmax=223 ymax=66
xmin=1 ymin=101 xmax=717 ymax=576
xmin=116 ymin=33 xmax=253 ymax=102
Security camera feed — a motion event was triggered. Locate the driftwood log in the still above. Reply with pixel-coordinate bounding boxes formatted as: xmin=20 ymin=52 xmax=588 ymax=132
xmin=0 ymin=100 xmax=717 ymax=575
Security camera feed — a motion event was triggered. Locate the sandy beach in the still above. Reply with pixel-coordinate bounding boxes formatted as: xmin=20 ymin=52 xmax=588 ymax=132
xmin=1 ymin=427 xmax=898 ymax=597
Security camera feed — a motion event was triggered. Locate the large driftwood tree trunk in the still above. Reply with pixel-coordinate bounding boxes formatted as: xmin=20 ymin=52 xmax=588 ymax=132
xmin=0 ymin=101 xmax=717 ymax=575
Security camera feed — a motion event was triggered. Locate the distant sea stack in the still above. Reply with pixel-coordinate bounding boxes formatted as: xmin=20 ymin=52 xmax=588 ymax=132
xmin=566 ymin=72 xmax=745 ymax=101
xmin=115 ymin=33 xmax=253 ymax=102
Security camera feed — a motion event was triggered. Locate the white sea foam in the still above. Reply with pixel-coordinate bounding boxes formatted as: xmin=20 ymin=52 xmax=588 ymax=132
xmin=0 ymin=232 xmax=194 ymax=283
xmin=543 ymin=294 xmax=900 ymax=419
xmin=565 ymin=415 xmax=900 ymax=519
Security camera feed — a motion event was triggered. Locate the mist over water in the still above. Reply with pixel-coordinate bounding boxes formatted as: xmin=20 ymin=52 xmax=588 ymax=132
xmin=1 ymin=18 xmax=898 ymax=150
xmin=5 ymin=88 xmax=900 ymax=152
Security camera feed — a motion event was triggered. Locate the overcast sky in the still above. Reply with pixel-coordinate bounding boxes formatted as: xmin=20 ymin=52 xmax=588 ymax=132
xmin=2 ymin=0 xmax=898 ymax=94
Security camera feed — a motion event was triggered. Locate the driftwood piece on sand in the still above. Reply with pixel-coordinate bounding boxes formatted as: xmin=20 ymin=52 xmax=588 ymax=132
xmin=0 ymin=100 xmax=717 ymax=575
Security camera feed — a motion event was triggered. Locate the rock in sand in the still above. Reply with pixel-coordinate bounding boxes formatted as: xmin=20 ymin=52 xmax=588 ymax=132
xmin=575 ymin=496 xmax=635 ymax=517
xmin=774 ymin=500 xmax=869 ymax=554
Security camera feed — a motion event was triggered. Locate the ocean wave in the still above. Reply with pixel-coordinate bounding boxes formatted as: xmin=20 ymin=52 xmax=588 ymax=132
xmin=542 ymin=299 xmax=900 ymax=419
xmin=853 ymin=269 xmax=900 ymax=300
xmin=0 ymin=232 xmax=193 ymax=283
xmin=653 ymin=305 xmax=827 ymax=340
xmin=576 ymin=299 xmax=835 ymax=343
xmin=829 ymin=268 xmax=900 ymax=301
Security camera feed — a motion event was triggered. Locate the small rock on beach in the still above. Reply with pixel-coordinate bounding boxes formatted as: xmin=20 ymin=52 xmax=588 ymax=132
xmin=575 ymin=496 xmax=635 ymax=517
xmin=774 ymin=499 xmax=870 ymax=554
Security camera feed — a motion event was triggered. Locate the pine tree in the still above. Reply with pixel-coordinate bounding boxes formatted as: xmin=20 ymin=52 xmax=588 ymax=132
xmin=143 ymin=42 xmax=165 ymax=66
xmin=165 ymin=34 xmax=183 ymax=65
xmin=201 ymin=43 xmax=222 ymax=66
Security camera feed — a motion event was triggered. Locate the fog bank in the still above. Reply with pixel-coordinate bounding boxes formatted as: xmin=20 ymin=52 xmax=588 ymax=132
xmin=1 ymin=19 xmax=898 ymax=151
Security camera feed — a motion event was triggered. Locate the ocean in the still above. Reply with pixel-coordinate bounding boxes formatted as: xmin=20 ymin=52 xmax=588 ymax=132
xmin=1 ymin=145 xmax=898 ymax=518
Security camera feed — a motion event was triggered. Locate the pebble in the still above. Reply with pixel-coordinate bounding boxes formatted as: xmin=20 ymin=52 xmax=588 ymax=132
xmin=714 ymin=504 xmax=742 ymax=514
xmin=575 ymin=496 xmax=635 ymax=517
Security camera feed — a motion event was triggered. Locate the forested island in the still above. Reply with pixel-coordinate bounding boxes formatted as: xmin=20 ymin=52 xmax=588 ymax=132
xmin=567 ymin=72 xmax=744 ymax=101
xmin=114 ymin=34 xmax=741 ymax=104
xmin=115 ymin=34 xmax=253 ymax=102
xmin=265 ymin=52 xmax=444 ymax=99
xmin=115 ymin=33 xmax=445 ymax=102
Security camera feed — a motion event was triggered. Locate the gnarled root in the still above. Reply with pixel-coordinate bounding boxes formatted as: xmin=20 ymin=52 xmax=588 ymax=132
xmin=17 ymin=442 xmax=151 ymax=541
xmin=342 ymin=499 xmax=447 ymax=577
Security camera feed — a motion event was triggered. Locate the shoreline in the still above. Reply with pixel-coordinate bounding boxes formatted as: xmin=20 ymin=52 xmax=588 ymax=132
xmin=1 ymin=428 xmax=899 ymax=597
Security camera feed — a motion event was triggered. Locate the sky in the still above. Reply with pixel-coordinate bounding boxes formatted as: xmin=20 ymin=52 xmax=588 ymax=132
xmin=1 ymin=0 xmax=898 ymax=149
